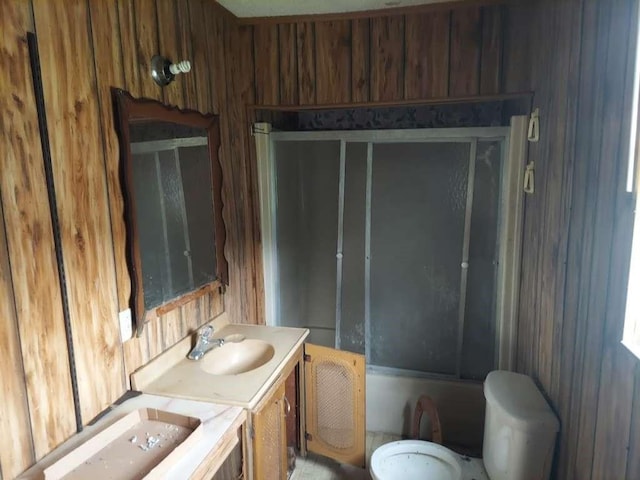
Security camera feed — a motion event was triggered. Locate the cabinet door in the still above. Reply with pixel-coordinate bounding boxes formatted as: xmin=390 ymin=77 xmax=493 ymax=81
xmin=253 ymin=382 xmax=287 ymax=480
xmin=304 ymin=343 xmax=366 ymax=467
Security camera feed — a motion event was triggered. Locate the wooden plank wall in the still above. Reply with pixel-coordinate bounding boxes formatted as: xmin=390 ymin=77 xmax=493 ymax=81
xmin=506 ymin=0 xmax=640 ymax=478
xmin=238 ymin=2 xmax=640 ymax=477
xmin=249 ymin=5 xmax=506 ymax=107
xmin=4 ymin=0 xmax=640 ymax=477
xmin=0 ymin=0 xmax=236 ymax=476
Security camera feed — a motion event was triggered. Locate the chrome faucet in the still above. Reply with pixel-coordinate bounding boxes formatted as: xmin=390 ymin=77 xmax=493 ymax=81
xmin=187 ymin=325 xmax=225 ymax=360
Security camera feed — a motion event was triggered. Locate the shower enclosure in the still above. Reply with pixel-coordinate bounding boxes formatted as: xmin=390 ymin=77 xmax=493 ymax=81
xmin=255 ymin=119 xmax=526 ymax=380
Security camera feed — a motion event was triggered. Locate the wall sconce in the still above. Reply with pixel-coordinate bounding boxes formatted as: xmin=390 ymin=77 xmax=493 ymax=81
xmin=150 ymin=55 xmax=191 ymax=87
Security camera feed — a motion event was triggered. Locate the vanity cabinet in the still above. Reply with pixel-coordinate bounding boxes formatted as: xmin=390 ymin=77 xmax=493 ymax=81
xmin=252 ymin=382 xmax=287 ymax=479
xmin=246 ymin=343 xmax=365 ymax=480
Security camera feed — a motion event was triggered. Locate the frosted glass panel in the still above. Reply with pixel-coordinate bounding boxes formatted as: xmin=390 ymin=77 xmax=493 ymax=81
xmin=340 ymin=143 xmax=368 ymax=354
xmin=275 ymin=141 xmax=340 ymax=347
xmin=370 ymin=142 xmax=470 ymax=374
xmin=158 ymin=150 xmax=192 ymax=296
xmin=133 ymin=153 xmax=166 ymax=309
xmin=180 ymin=145 xmax=217 ymax=288
xmin=461 ymin=141 xmax=502 ymax=379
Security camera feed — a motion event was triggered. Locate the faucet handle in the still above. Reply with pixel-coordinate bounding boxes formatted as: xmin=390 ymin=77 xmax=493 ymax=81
xmin=200 ymin=325 xmax=214 ymax=339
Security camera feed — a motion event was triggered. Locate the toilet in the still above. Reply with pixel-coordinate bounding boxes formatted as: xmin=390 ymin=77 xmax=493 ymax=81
xmin=370 ymin=370 xmax=560 ymax=480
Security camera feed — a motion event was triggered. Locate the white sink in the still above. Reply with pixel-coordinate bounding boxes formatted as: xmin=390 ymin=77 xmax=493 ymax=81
xmin=199 ymin=339 xmax=275 ymax=375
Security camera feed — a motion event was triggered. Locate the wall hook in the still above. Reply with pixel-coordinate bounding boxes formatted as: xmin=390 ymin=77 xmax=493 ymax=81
xmin=150 ymin=55 xmax=191 ymax=86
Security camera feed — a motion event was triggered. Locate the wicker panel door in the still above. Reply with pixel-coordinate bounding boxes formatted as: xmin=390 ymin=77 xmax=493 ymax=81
xmin=304 ymin=343 xmax=366 ymax=467
xmin=253 ymin=382 xmax=287 ymax=480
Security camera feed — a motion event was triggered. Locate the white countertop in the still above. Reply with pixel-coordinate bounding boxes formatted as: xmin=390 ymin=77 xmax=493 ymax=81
xmin=132 ymin=324 xmax=309 ymax=409
xmin=18 ymin=393 xmax=246 ymax=480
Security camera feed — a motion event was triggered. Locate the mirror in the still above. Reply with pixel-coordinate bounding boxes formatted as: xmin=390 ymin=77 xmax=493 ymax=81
xmin=114 ymin=89 xmax=228 ymax=334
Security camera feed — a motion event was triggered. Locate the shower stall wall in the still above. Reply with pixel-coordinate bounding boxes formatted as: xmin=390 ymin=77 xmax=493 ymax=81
xmin=255 ymin=121 xmax=526 ymax=381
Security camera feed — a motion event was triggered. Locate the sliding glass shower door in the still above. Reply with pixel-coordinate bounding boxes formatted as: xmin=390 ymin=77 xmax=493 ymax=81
xmin=259 ymin=126 xmax=519 ymax=380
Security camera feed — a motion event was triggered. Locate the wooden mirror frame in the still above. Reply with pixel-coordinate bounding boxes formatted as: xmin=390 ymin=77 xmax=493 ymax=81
xmin=113 ymin=89 xmax=228 ymax=335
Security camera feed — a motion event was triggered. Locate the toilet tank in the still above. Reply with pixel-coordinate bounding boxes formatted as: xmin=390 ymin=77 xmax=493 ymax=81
xmin=483 ymin=371 xmax=559 ymax=480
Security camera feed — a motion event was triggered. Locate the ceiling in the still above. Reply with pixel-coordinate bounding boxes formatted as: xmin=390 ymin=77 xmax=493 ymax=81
xmin=216 ymin=0 xmax=455 ymax=18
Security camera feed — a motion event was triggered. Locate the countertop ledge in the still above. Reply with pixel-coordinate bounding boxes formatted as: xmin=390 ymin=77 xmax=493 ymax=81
xmin=132 ymin=322 xmax=309 ymax=410
xmin=17 ymin=393 xmax=246 ymax=480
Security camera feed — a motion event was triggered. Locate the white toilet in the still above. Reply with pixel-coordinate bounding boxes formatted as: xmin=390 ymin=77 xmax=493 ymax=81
xmin=370 ymin=370 xmax=560 ymax=480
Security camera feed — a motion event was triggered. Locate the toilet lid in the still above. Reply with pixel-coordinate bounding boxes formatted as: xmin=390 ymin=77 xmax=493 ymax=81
xmin=371 ymin=440 xmax=463 ymax=480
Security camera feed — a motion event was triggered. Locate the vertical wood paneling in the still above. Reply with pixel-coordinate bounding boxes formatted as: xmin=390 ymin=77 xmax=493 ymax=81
xmin=627 ymin=366 xmax=640 ymax=479
xmin=480 ymin=6 xmax=503 ymax=95
xmin=508 ymin=0 xmax=640 ymax=478
xmin=404 ymin=12 xmax=450 ymax=99
xmin=177 ymin=1 xmax=198 ymax=107
xmin=370 ymin=16 xmax=405 ymax=102
xmin=225 ymin=24 xmax=257 ymax=324
xmin=315 ymin=20 xmax=352 ymax=104
xmin=502 ymin=3 xmax=534 ymax=93
xmin=117 ymin=0 xmax=142 ymax=97
xmin=88 ymin=0 xmax=129 ymax=315
xmin=296 ymin=22 xmax=316 ymax=105
xmin=160 ymin=309 xmax=184 ymax=349
xmin=351 ymin=19 xmax=370 ymax=103
xmin=278 ymin=24 xmax=298 ymax=105
xmin=254 ymin=25 xmax=280 ymax=105
xmin=134 ymin=0 xmax=162 ymax=100
xmin=189 ymin=0 xmax=213 ymax=113
xmin=0 ymin=9 xmax=39 ymax=468
xmin=587 ymin=0 xmax=636 ymax=477
xmin=449 ymin=7 xmax=482 ymax=96
xmin=0 ymin=0 xmax=77 ymax=459
xmin=0 ymin=199 xmax=33 ymax=478
xmin=156 ymin=0 xmax=184 ymax=108
xmin=32 ymin=0 xmax=124 ymax=424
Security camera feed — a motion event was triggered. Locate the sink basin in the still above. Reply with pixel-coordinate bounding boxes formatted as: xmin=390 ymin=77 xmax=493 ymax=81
xmin=200 ymin=339 xmax=275 ymax=375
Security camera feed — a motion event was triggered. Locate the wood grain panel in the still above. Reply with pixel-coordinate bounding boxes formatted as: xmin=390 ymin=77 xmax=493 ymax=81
xmin=278 ymin=23 xmax=298 ymax=105
xmin=370 ymin=16 xmax=404 ymax=102
xmin=182 ymin=291 xmax=204 ymax=334
xmin=254 ymin=25 xmax=280 ymax=105
xmin=189 ymin=0 xmax=213 ymax=113
xmin=208 ymin=10 xmax=246 ymax=328
xmin=480 ymin=6 xmax=503 ymax=95
xmin=156 ymin=0 xmax=184 ymax=108
xmin=177 ymin=0 xmax=198 ymax=107
xmin=160 ymin=308 xmax=184 ymax=349
xmin=585 ymin=1 xmax=636 ymax=477
xmin=32 ymin=0 xmax=125 ymax=425
xmin=296 ymin=22 xmax=316 ymax=105
xmin=449 ymin=7 xmax=482 ymax=96
xmin=572 ymin=3 xmax=622 ymax=476
xmin=117 ymin=0 xmax=142 ymax=97
xmin=404 ymin=12 xmax=450 ymax=99
xmin=133 ymin=0 xmax=162 ymax=100
xmin=507 ymin=1 xmax=640 ymax=479
xmin=225 ymin=24 xmax=258 ymax=324
xmin=88 ymin=0 xmax=130 ymax=316
xmin=0 ymin=198 xmax=34 ymax=479
xmin=501 ymin=3 xmax=533 ymax=93
xmin=351 ymin=19 xmax=370 ymax=103
xmin=204 ymin=2 xmax=224 ymax=114
xmin=315 ymin=21 xmax=352 ymax=104
xmin=0 ymin=0 xmax=77 ymax=459
xmin=627 ymin=366 xmax=640 ymax=479
xmin=553 ymin=0 xmax=597 ymax=472
xmin=123 ymin=335 xmax=150 ymax=383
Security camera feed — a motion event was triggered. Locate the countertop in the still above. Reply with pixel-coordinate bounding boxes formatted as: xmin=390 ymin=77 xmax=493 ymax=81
xmin=131 ymin=323 xmax=309 ymax=410
xmin=17 ymin=393 xmax=246 ymax=480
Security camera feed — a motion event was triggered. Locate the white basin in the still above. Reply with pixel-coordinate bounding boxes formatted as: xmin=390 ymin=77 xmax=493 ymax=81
xmin=371 ymin=440 xmax=463 ymax=480
xmin=200 ymin=339 xmax=275 ymax=375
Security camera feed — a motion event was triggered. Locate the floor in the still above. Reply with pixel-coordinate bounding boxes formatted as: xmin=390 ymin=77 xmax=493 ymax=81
xmin=290 ymin=432 xmax=401 ymax=480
